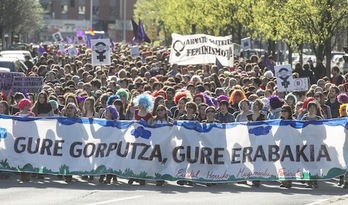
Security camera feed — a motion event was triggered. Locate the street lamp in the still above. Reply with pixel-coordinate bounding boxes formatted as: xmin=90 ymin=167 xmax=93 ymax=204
xmin=90 ymin=0 xmax=93 ymax=29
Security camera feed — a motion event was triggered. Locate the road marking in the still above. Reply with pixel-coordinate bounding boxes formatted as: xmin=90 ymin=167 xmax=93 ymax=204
xmin=306 ymin=195 xmax=348 ymax=205
xmin=85 ymin=195 xmax=144 ymax=205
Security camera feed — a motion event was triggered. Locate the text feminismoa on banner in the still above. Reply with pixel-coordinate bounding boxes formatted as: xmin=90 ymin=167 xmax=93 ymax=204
xmin=0 ymin=115 xmax=347 ymax=182
xmin=169 ymin=33 xmax=233 ymax=67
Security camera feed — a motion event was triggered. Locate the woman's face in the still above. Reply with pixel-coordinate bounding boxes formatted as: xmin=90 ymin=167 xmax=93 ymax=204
xmin=178 ymin=99 xmax=186 ymax=109
xmin=281 ymin=109 xmax=289 ymax=119
xmin=240 ymin=101 xmax=250 ymax=112
xmin=186 ymin=105 xmax=194 ymax=114
xmin=156 ymin=107 xmax=166 ymax=117
xmin=138 ymin=104 xmax=145 ymax=110
xmin=199 ymin=106 xmax=207 ymax=115
xmin=194 ymin=97 xmax=202 ymax=105
xmin=286 ymin=97 xmax=294 ymax=106
xmin=0 ymin=103 xmax=6 ymax=114
xmin=105 ymin=109 xmax=113 ymax=120
xmin=253 ymin=102 xmax=261 ymax=112
xmin=38 ymin=94 xmax=46 ymax=104
xmin=156 ymin=99 xmax=164 ymax=106
xmin=84 ymin=100 xmax=91 ymax=110
xmin=66 ymin=105 xmax=76 ymax=117
xmin=115 ymin=104 xmax=121 ymax=112
xmin=234 ymin=94 xmax=241 ymax=103
xmin=308 ymin=104 xmax=317 ymax=115
xmin=67 ymin=97 xmax=75 ymax=104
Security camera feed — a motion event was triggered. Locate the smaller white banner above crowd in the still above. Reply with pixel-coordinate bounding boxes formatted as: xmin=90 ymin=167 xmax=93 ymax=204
xmin=275 ymin=64 xmax=309 ymax=92
xmin=169 ymin=33 xmax=233 ymax=66
xmin=91 ymin=39 xmax=111 ymax=66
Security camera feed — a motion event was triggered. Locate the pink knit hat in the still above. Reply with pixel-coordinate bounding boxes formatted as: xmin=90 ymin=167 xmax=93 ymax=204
xmin=18 ymin=99 xmax=32 ymax=110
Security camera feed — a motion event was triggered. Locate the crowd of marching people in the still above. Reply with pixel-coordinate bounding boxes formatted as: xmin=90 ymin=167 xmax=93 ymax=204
xmin=1 ymin=42 xmax=348 ymax=188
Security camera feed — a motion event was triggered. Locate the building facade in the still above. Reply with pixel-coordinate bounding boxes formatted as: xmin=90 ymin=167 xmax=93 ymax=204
xmin=39 ymin=0 xmax=136 ymax=42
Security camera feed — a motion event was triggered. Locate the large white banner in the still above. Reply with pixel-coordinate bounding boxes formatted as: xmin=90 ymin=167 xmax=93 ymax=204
xmin=0 ymin=115 xmax=347 ymax=182
xmin=169 ymin=33 xmax=233 ymax=66
xmin=91 ymin=39 xmax=111 ymax=66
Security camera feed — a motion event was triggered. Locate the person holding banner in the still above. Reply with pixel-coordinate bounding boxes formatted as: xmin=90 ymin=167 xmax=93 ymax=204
xmin=81 ymin=97 xmax=99 ymax=118
xmin=301 ymin=101 xmax=324 ymax=188
xmin=279 ymin=105 xmax=294 ymax=188
xmin=14 ymin=98 xmax=35 ymax=182
xmin=62 ymin=102 xmax=79 ymax=182
xmin=235 ymin=99 xmax=253 ymax=122
xmin=0 ymin=101 xmax=9 ymax=115
xmin=99 ymin=105 xmax=119 ymax=184
xmin=247 ymin=99 xmax=267 ymax=187
xmin=229 ymin=89 xmax=247 ymax=114
xmin=128 ymin=93 xmax=154 ymax=186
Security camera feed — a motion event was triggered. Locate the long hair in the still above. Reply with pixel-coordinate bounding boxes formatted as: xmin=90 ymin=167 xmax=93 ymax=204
xmin=32 ymin=92 xmax=52 ymax=115
xmin=280 ymin=105 xmax=294 ymax=120
xmin=0 ymin=101 xmax=9 ymax=115
xmin=82 ymin=96 xmax=96 ymax=116
xmin=152 ymin=95 xmax=165 ymax=116
xmin=113 ymin=99 xmax=126 ymax=120
xmin=339 ymin=104 xmax=347 ymax=117
xmin=229 ymin=89 xmax=246 ymax=105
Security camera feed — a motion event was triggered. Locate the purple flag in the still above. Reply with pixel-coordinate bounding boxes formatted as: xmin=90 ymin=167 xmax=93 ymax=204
xmin=131 ymin=19 xmax=139 ymax=45
xmin=262 ymin=53 xmax=275 ymax=73
xmin=216 ymin=58 xmax=224 ymax=70
xmin=138 ymin=20 xmax=151 ymax=43
xmin=38 ymin=46 xmax=45 ymax=55
xmin=131 ymin=19 xmax=139 ymax=40
xmin=76 ymin=30 xmax=84 ymax=37
xmin=110 ymin=38 xmax=115 ymax=52
xmin=66 ymin=36 xmax=73 ymax=44
xmin=85 ymin=34 xmax=91 ymax=48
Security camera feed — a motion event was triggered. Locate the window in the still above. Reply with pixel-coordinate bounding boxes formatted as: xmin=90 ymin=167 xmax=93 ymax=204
xmin=93 ymin=6 xmax=99 ymax=15
xmin=70 ymin=0 xmax=75 ymax=7
xmin=79 ymin=6 xmax=85 ymax=14
xmin=61 ymin=5 xmax=68 ymax=14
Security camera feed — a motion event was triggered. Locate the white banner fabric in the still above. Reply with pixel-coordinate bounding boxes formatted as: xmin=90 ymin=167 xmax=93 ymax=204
xmin=0 ymin=115 xmax=347 ymax=182
xmin=169 ymin=33 xmax=233 ymax=66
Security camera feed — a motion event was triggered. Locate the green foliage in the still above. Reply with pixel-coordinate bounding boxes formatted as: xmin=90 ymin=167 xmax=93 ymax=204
xmin=59 ymin=164 xmax=70 ymax=175
xmin=93 ymin=165 xmax=107 ymax=174
xmin=134 ymin=0 xmax=348 ymax=60
xmin=19 ymin=163 xmax=34 ymax=171
xmin=0 ymin=159 xmax=10 ymax=169
xmin=0 ymin=0 xmax=44 ymax=33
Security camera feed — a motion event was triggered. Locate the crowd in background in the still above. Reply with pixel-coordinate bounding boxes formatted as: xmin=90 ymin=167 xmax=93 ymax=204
xmin=1 ymin=42 xmax=348 ymax=188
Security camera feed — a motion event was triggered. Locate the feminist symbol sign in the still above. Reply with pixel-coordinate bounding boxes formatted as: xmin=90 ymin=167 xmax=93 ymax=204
xmin=91 ymin=39 xmax=111 ymax=66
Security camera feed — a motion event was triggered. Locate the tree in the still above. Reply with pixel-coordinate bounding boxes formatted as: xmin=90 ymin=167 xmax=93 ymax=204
xmin=0 ymin=0 xmax=44 ymax=49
